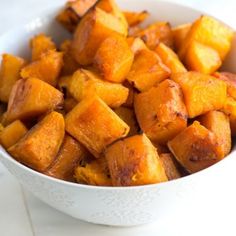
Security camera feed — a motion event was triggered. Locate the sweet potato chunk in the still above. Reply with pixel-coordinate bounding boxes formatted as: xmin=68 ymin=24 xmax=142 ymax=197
xmin=6 ymin=78 xmax=63 ymax=123
xmin=127 ymin=49 xmax=170 ymax=92
xmin=198 ymin=111 xmax=231 ymax=157
xmin=68 ymin=69 xmax=129 ymax=108
xmin=0 ymin=54 xmax=26 ymax=103
xmin=71 ymin=7 xmax=128 ymax=65
xmin=21 ymin=50 xmax=63 ymax=86
xmin=123 ymin=11 xmax=149 ymax=27
xmin=185 ymin=41 xmax=222 ymax=74
xmin=45 ymin=135 xmax=88 ymax=181
xmin=168 ymin=121 xmax=224 ymax=173
xmin=94 ymin=35 xmax=134 ymax=83
xmin=8 ymin=112 xmax=65 ymax=172
xmin=134 ymin=79 xmax=187 ymax=144
xmin=0 ymin=120 xmax=28 ymax=149
xmin=127 ymin=37 xmax=147 ymax=55
xmin=172 ymin=72 xmax=227 ymax=118
xmin=105 ymin=134 xmax=168 ymax=186
xmin=65 ymin=95 xmax=129 ymax=157
xmin=155 ymin=43 xmax=187 ymax=75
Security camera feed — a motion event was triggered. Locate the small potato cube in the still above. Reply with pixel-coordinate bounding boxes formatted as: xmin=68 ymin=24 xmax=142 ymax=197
xmin=68 ymin=69 xmax=129 ymax=108
xmin=134 ymin=79 xmax=187 ymax=144
xmin=123 ymin=11 xmax=149 ymax=27
xmin=105 ymin=134 xmax=168 ymax=186
xmin=8 ymin=112 xmax=65 ymax=172
xmin=65 ymin=95 xmax=129 ymax=157
xmin=198 ymin=111 xmax=231 ymax=157
xmin=185 ymin=41 xmax=222 ymax=74
xmin=6 ymin=78 xmax=63 ymax=123
xmin=0 ymin=120 xmax=28 ymax=149
xmin=45 ymin=135 xmax=88 ymax=181
xmin=127 ymin=49 xmax=170 ymax=92
xmin=71 ymin=7 xmax=128 ymax=65
xmin=172 ymin=72 xmax=227 ymax=118
xmin=155 ymin=43 xmax=187 ymax=75
xmin=21 ymin=50 xmax=63 ymax=86
xmin=168 ymin=121 xmax=224 ymax=173
xmin=0 ymin=54 xmax=26 ymax=103
xmin=30 ymin=34 xmax=56 ymax=61
xmin=94 ymin=35 xmax=134 ymax=83
xmin=127 ymin=37 xmax=147 ymax=55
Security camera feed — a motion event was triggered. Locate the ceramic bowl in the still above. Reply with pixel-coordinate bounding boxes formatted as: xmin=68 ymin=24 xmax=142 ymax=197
xmin=0 ymin=0 xmax=235 ymax=227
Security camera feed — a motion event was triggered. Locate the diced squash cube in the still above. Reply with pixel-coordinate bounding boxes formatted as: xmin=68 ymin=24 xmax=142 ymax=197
xmin=168 ymin=121 xmax=224 ymax=173
xmin=0 ymin=54 xmax=26 ymax=103
xmin=127 ymin=37 xmax=147 ymax=55
xmin=105 ymin=134 xmax=168 ymax=186
xmin=65 ymin=95 xmax=129 ymax=157
xmin=8 ymin=112 xmax=65 ymax=172
xmin=6 ymin=78 xmax=63 ymax=123
xmin=21 ymin=50 xmax=63 ymax=86
xmin=127 ymin=49 xmax=170 ymax=92
xmin=0 ymin=120 xmax=28 ymax=149
xmin=94 ymin=35 xmax=134 ymax=83
xmin=71 ymin=7 xmax=128 ymax=65
xmin=123 ymin=11 xmax=149 ymax=27
xmin=172 ymin=72 xmax=227 ymax=118
xmin=134 ymin=79 xmax=187 ymax=144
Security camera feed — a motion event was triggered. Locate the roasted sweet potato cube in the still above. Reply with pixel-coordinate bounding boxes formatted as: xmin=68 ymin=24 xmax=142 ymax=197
xmin=94 ymin=35 xmax=134 ymax=83
xmin=178 ymin=15 xmax=234 ymax=61
xmin=30 ymin=34 xmax=56 ymax=61
xmin=198 ymin=111 xmax=231 ymax=157
xmin=185 ymin=41 xmax=222 ymax=74
xmin=123 ymin=11 xmax=149 ymax=27
xmin=6 ymin=78 xmax=63 ymax=123
xmin=21 ymin=50 xmax=63 ymax=86
xmin=155 ymin=43 xmax=187 ymax=75
xmin=0 ymin=54 xmax=26 ymax=103
xmin=168 ymin=121 xmax=224 ymax=173
xmin=172 ymin=72 xmax=227 ymax=118
xmin=134 ymin=79 xmax=187 ymax=144
xmin=0 ymin=120 xmax=28 ymax=149
xmin=45 ymin=134 xmax=88 ymax=181
xmin=127 ymin=37 xmax=147 ymax=55
xmin=65 ymin=95 xmax=129 ymax=157
xmin=127 ymin=49 xmax=170 ymax=92
xmin=105 ymin=134 xmax=168 ymax=186
xmin=123 ymin=81 xmax=135 ymax=108
xmin=8 ymin=112 xmax=65 ymax=172
xmin=71 ymin=7 xmax=128 ymax=65
xmin=68 ymin=69 xmax=129 ymax=108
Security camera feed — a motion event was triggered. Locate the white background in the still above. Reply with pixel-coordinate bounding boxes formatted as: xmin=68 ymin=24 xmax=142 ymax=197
xmin=0 ymin=0 xmax=236 ymax=235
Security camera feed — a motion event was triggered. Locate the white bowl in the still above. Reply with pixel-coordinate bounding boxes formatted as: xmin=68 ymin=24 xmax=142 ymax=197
xmin=0 ymin=0 xmax=236 ymax=227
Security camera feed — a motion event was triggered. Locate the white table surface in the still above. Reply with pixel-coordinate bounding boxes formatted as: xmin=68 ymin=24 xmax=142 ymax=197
xmin=1 ymin=0 xmax=236 ymax=235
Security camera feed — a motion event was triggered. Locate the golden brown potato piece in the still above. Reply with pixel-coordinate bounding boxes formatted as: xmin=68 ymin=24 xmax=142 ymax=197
xmin=155 ymin=43 xmax=187 ymax=75
xmin=64 ymin=98 xmax=78 ymax=113
xmin=123 ymin=11 xmax=149 ymax=27
xmin=172 ymin=72 xmax=227 ymax=118
xmin=75 ymin=157 xmax=112 ymax=186
xmin=198 ymin=111 xmax=231 ymax=157
xmin=105 ymin=134 xmax=168 ymax=186
xmin=185 ymin=41 xmax=222 ymax=74
xmin=134 ymin=79 xmax=187 ymax=144
xmin=127 ymin=37 xmax=147 ymax=55
xmin=123 ymin=81 xmax=135 ymax=108
xmin=133 ymin=22 xmax=174 ymax=50
xmin=127 ymin=49 xmax=170 ymax=92
xmin=178 ymin=15 xmax=234 ymax=61
xmin=0 ymin=120 xmax=28 ymax=149
xmin=0 ymin=54 xmax=26 ymax=103
xmin=68 ymin=69 xmax=129 ymax=108
xmin=45 ymin=134 xmax=88 ymax=181
xmin=6 ymin=78 xmax=63 ymax=123
xmin=168 ymin=121 xmax=224 ymax=173
xmin=21 ymin=50 xmax=63 ymax=86
xmin=65 ymin=95 xmax=129 ymax=157
xmin=71 ymin=7 xmax=128 ymax=65
xmin=159 ymin=153 xmax=181 ymax=180
xmin=30 ymin=34 xmax=56 ymax=61
xmin=114 ymin=107 xmax=139 ymax=136
xmin=56 ymin=0 xmax=97 ymax=32
xmin=8 ymin=112 xmax=65 ymax=172
xmin=94 ymin=34 xmax=134 ymax=83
